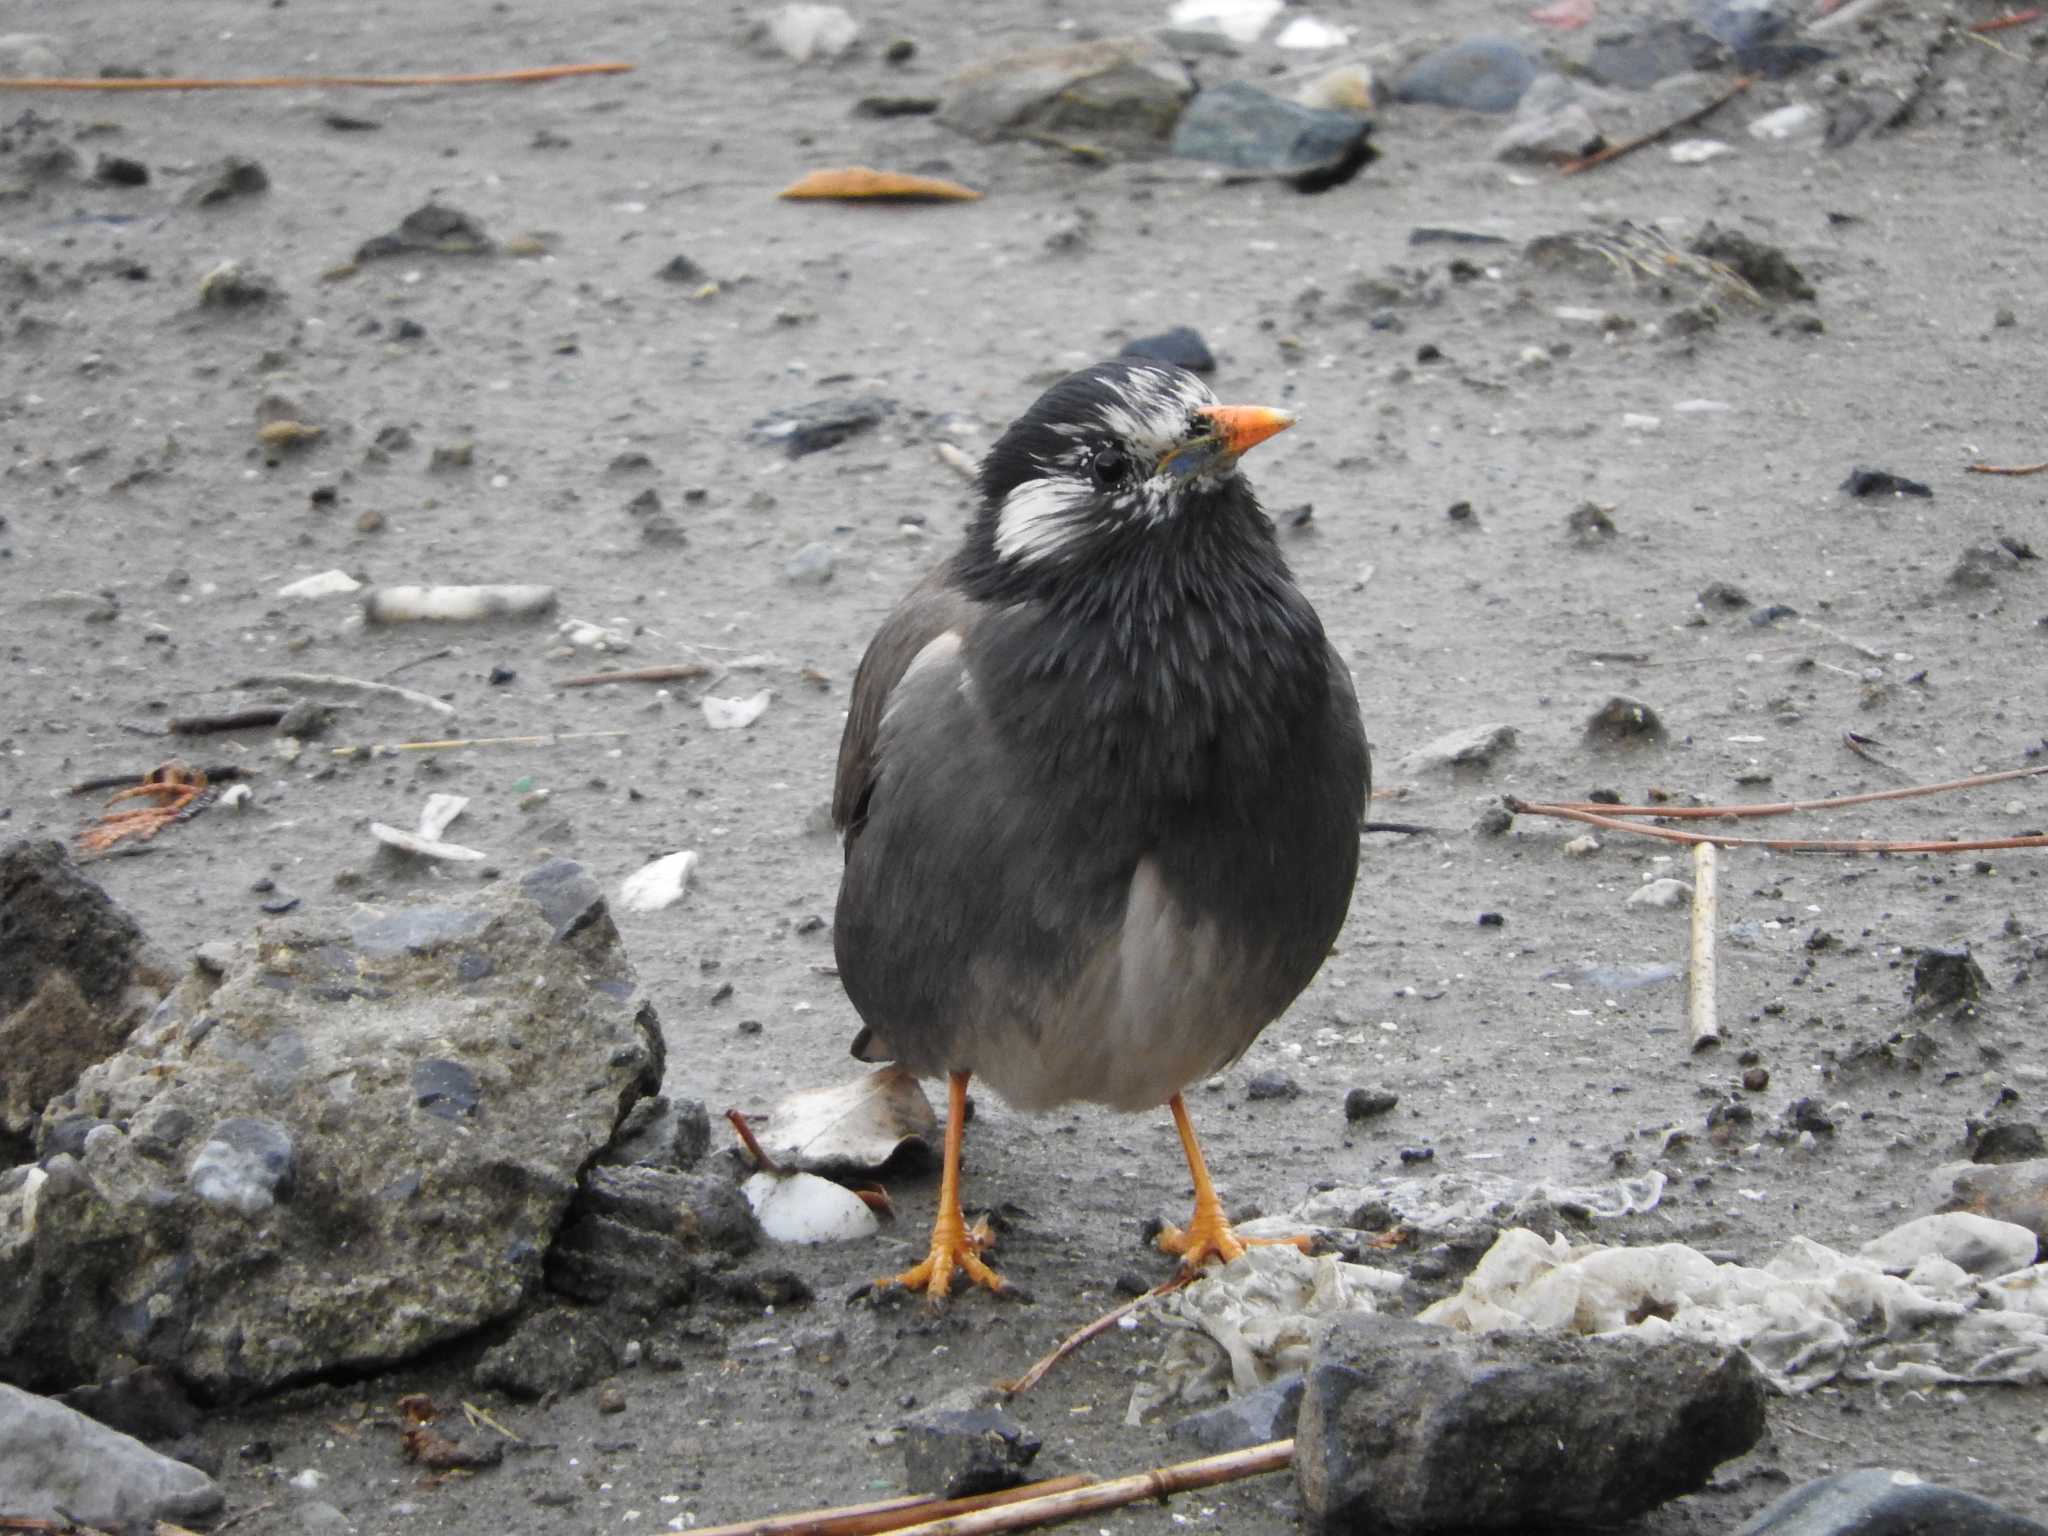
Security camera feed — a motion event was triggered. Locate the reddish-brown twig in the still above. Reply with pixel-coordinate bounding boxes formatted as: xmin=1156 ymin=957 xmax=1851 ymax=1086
xmin=885 ymin=1441 xmax=1294 ymax=1535
xmin=1504 ymin=800 xmax=2048 ymax=854
xmin=724 ymin=1108 xmax=786 ymax=1173
xmin=1000 ymin=1276 xmax=1187 ymax=1397
xmin=1561 ymin=76 xmax=1755 ymax=175
xmin=0 ymin=63 xmax=631 ymax=90
xmin=1969 ymin=8 xmax=2044 ymax=32
xmin=558 ymin=662 xmax=715 ymax=687
xmin=1967 ymin=459 xmax=2048 ymax=475
xmin=1527 ymin=762 xmax=2048 ymax=822
xmin=687 ymin=1475 xmax=1096 ymax=1536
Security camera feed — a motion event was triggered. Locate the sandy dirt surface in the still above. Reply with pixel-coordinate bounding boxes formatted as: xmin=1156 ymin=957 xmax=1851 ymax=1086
xmin=5 ymin=0 xmax=2048 ymax=1528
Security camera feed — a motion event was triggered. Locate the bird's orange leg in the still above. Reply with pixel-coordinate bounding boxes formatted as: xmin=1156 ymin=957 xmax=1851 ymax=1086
xmin=882 ymin=1070 xmax=1004 ymax=1299
xmin=1156 ymin=1091 xmax=1310 ymax=1274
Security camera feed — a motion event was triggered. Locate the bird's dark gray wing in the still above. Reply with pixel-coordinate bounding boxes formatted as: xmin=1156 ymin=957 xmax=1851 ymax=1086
xmin=832 ymin=564 xmax=980 ymax=839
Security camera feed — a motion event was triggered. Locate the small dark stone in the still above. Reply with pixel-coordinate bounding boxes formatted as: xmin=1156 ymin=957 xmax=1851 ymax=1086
xmin=1344 ymin=1088 xmax=1398 ymax=1122
xmin=1173 ymin=1373 xmax=1305 ymax=1453
xmin=308 ymin=484 xmax=339 ymax=506
xmin=1246 ymin=1070 xmax=1301 ymax=1101
xmin=357 ymin=202 xmax=495 ymax=261
xmin=1119 ymin=326 xmax=1215 ymax=373
xmin=1691 ymin=224 xmax=1816 ymax=302
xmin=627 ymin=487 xmax=662 ymax=516
xmin=1782 ymin=1097 xmax=1835 ymax=1136
xmin=258 ymin=895 xmax=300 ymax=915
xmin=902 ymin=1406 xmax=1042 ymax=1498
xmin=412 ymin=1058 xmax=481 ymax=1119
xmin=750 ymin=396 xmax=894 ymax=458
xmin=884 ymin=38 xmax=916 ymax=64
xmin=1748 ymin=603 xmax=1798 ymax=627
xmin=657 ymin=254 xmax=708 ymax=284
xmin=1913 ymin=945 xmax=1987 ymax=1010
xmin=1566 ymin=502 xmax=1616 ymax=541
xmin=94 ymin=154 xmax=149 ymax=187
xmin=1584 ymin=694 xmax=1666 ymax=749
xmin=1476 ymin=911 xmax=1505 ymax=927
xmin=854 ymin=96 xmax=941 ymax=118
xmin=393 ymin=318 xmax=426 ymax=341
xmin=1698 ymin=581 xmax=1750 ymax=610
xmin=1741 ymin=1067 xmax=1770 ymax=1092
xmin=1169 ymin=79 xmax=1375 ymax=191
xmin=1446 ymin=500 xmax=1474 ymax=522
xmin=1474 ymin=804 xmax=1514 ymax=837
xmin=1398 ymin=1146 xmax=1435 ymax=1164
xmin=1841 ymin=466 xmax=1933 ymax=499
xmin=488 ymin=665 xmax=516 ymax=686
xmin=1969 ymin=1121 xmax=2048 ymax=1165
xmin=186 ymin=156 xmax=269 ymax=207
xmin=1415 ymin=343 xmax=1443 ymax=364
xmin=1394 ymin=36 xmax=1541 ymax=112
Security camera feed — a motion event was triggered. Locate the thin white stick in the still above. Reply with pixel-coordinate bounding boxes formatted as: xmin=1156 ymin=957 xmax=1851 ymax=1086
xmin=1689 ymin=841 xmax=1721 ymax=1052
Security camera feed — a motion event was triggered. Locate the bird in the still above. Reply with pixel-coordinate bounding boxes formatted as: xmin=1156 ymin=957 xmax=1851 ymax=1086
xmin=831 ymin=360 xmax=1369 ymax=1298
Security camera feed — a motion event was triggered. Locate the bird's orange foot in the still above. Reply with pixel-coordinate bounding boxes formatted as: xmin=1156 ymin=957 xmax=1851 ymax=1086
xmin=78 ymin=762 xmax=213 ymax=855
xmin=1157 ymin=1200 xmax=1311 ymax=1276
xmin=882 ymin=1212 xmax=1004 ymax=1299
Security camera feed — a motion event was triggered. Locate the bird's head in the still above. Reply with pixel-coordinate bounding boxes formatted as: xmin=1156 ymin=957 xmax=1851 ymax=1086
xmin=966 ymin=361 xmax=1295 ymax=583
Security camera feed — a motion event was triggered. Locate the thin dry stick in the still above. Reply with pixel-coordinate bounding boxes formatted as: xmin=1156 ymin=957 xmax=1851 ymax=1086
xmin=240 ymin=670 xmax=455 ymax=717
xmin=1001 ymin=1279 xmax=1182 ymax=1397
xmin=1967 ymin=459 xmax=2048 ymax=475
xmin=1522 ymin=762 xmax=2048 ymax=822
xmin=1507 ymin=801 xmax=2048 ymax=854
xmin=330 ymin=729 xmax=627 ymax=759
xmin=558 ymin=662 xmax=715 ymax=687
xmin=0 ymin=63 xmax=632 ymax=91
xmin=687 ymin=1476 xmax=1096 ymax=1536
xmin=887 ymin=1440 xmax=1295 ymax=1536
xmin=1689 ymin=842 xmax=1721 ymax=1052
xmin=1561 ymin=75 xmax=1756 ymax=175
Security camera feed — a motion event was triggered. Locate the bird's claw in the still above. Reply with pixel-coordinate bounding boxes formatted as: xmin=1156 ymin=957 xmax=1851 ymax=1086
xmin=1157 ymin=1208 xmax=1310 ymax=1275
xmin=881 ymin=1215 xmax=1004 ymax=1300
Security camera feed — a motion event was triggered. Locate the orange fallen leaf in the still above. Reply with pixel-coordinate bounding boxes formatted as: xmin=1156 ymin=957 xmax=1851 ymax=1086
xmin=778 ymin=166 xmax=981 ymax=202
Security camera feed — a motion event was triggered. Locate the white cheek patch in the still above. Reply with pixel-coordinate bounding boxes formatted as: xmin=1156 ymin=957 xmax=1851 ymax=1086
xmin=994 ymin=476 xmax=1091 ymax=563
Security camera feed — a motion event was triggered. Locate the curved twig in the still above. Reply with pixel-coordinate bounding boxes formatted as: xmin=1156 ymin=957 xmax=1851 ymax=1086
xmin=0 ymin=63 xmax=631 ymax=90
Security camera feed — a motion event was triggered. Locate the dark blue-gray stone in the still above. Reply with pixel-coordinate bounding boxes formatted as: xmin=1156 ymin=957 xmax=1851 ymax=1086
xmin=412 ymin=1058 xmax=481 ymax=1120
xmin=1121 ymin=327 xmax=1215 ymax=374
xmin=1734 ymin=1467 xmax=2048 ymax=1536
xmin=186 ymin=1117 xmax=296 ymax=1214
xmin=902 ymin=1406 xmax=1042 ymax=1498
xmin=1393 ymin=37 xmax=1540 ymax=114
xmin=1172 ymin=1373 xmax=1304 ymax=1452
xmin=520 ymin=859 xmax=607 ymax=942
xmin=1170 ymin=81 xmax=1373 ymax=186
xmin=351 ymin=905 xmax=488 ymax=957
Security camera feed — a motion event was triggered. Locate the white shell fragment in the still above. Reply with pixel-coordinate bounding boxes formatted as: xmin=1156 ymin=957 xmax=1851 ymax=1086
xmin=764 ymin=3 xmax=859 ymax=62
xmin=370 ymin=791 xmax=485 ymax=861
xmin=277 ymin=569 xmax=363 ymax=600
xmin=761 ymin=1066 xmax=937 ymax=1174
xmin=558 ymin=617 xmax=633 ymax=652
xmin=743 ymin=1170 xmax=880 ymax=1244
xmin=219 ymin=783 xmax=254 ymax=811
xmin=360 ymin=584 xmax=557 ymax=624
xmin=618 ymin=850 xmax=699 ymax=913
xmin=701 ymin=689 xmax=772 ymax=731
xmin=1668 ymin=138 xmax=1733 ymax=164
xmin=1274 ymin=15 xmax=1348 ymax=48
xmin=1168 ymin=0 xmax=1282 ymax=44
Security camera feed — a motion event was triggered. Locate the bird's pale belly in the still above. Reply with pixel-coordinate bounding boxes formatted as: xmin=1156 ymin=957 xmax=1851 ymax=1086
xmin=950 ymin=855 xmax=1287 ymax=1112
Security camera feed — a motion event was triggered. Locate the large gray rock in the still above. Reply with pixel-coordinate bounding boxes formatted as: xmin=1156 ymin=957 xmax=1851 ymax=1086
xmin=1295 ymin=1314 xmax=1765 ymax=1532
xmin=544 ymin=1164 xmax=758 ymax=1313
xmin=1734 ymin=1467 xmax=2048 ymax=1535
xmin=0 ymin=859 xmax=663 ymax=1398
xmin=938 ymin=38 xmax=1193 ymax=150
xmin=0 ymin=839 xmax=174 ymax=1150
xmin=0 ymin=1383 xmax=222 ymax=1527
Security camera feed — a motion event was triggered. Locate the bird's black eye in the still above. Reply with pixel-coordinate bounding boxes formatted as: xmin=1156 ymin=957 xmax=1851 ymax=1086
xmin=1089 ymin=445 xmax=1132 ymax=489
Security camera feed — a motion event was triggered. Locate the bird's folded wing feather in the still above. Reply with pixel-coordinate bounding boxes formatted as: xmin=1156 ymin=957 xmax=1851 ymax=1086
xmin=832 ymin=565 xmax=980 ymax=836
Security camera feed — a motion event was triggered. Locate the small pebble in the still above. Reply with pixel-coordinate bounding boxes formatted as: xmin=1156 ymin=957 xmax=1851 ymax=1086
xmin=1245 ymin=1070 xmax=1301 ymax=1101
xmin=1344 ymin=1088 xmax=1398 ymax=1121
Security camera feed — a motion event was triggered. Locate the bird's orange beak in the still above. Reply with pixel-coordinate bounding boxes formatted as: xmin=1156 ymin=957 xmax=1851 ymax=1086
xmin=1195 ymin=404 xmax=1296 ymax=461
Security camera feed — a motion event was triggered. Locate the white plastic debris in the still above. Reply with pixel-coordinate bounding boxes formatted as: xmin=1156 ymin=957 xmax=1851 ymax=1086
xmin=1622 ymin=412 xmax=1662 ymax=431
xmin=1859 ymin=1212 xmax=2039 ymax=1279
xmin=219 ymin=783 xmax=254 ymax=811
xmin=743 ymin=1170 xmax=880 ymax=1244
xmin=370 ymin=792 xmax=485 ymax=862
xmin=618 ymin=850 xmax=699 ymax=913
xmin=1668 ymin=138 xmax=1733 ymax=164
xmin=1274 ymin=15 xmax=1348 ymax=48
xmin=1126 ymin=1245 xmax=1402 ymax=1424
xmin=1167 ymin=0 xmax=1282 ymax=43
xmin=1748 ymin=103 xmax=1818 ymax=140
xmin=760 ymin=1066 xmax=937 ymax=1173
xmin=361 ymin=584 xmax=557 ymax=624
xmin=701 ymin=689 xmax=772 ymax=731
xmin=558 ymin=617 xmax=633 ymax=652
xmin=763 ymin=3 xmax=858 ymax=62
xmin=1627 ymin=877 xmax=1692 ymax=909
xmin=277 ymin=569 xmax=363 ymax=600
